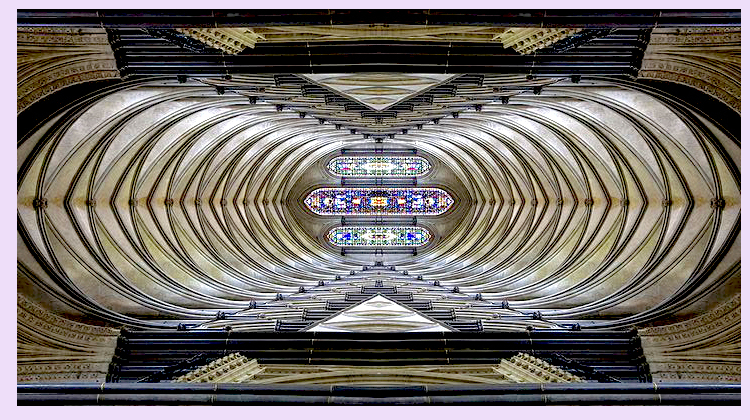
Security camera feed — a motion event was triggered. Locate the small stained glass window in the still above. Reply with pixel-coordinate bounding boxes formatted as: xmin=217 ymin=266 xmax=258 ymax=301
xmin=304 ymin=188 xmax=454 ymax=216
xmin=328 ymin=226 xmax=431 ymax=247
xmin=328 ymin=156 xmax=430 ymax=177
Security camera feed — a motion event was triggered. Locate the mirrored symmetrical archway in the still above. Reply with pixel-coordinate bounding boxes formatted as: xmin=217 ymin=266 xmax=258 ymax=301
xmin=17 ymin=75 xmax=739 ymax=328
xmin=15 ymin=13 xmax=742 ymax=399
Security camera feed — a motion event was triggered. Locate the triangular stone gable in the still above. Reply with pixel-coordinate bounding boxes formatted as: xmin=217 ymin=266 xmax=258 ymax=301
xmin=307 ymin=294 xmax=452 ymax=333
xmin=301 ymin=73 xmax=457 ymax=111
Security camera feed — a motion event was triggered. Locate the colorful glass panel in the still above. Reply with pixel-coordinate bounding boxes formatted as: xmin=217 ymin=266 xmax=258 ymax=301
xmin=304 ymin=188 xmax=454 ymax=216
xmin=327 ymin=226 xmax=431 ymax=247
xmin=328 ymin=156 xmax=431 ymax=177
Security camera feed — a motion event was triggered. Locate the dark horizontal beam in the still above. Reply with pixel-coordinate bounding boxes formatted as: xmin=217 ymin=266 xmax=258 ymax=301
xmin=18 ymin=382 xmax=741 ymax=405
xmin=18 ymin=382 xmax=741 ymax=394
xmin=107 ymin=330 xmax=649 ymax=383
xmin=117 ymin=330 xmax=638 ymax=338
xmin=17 ymin=393 xmax=742 ymax=405
xmin=17 ymin=10 xmax=741 ymax=28
xmin=107 ymin=27 xmax=649 ymax=76
xmin=122 ymin=67 xmax=639 ymax=77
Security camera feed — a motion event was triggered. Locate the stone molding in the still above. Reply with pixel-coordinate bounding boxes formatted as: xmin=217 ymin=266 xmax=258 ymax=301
xmin=17 ymin=293 xmax=119 ymax=383
xmin=640 ymin=306 xmax=739 ymax=349
xmin=649 ymin=360 xmax=741 ymax=383
xmin=17 ymin=26 xmax=120 ymax=114
xmin=638 ymin=293 xmax=740 ymax=383
xmin=17 ymin=293 xmax=119 ymax=340
xmin=650 ymin=371 xmax=740 ymax=383
xmin=648 ymin=362 xmax=740 ymax=376
xmin=17 ymin=371 xmax=108 ymax=383
xmin=638 ymin=27 xmax=740 ymax=112
xmin=17 ymin=362 xmax=112 ymax=375
xmin=638 ymin=68 xmax=739 ymax=112
xmin=646 ymin=27 xmax=740 ymax=45
xmin=638 ymin=292 xmax=740 ymax=342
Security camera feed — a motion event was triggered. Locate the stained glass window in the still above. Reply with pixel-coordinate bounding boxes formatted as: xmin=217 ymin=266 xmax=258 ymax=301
xmin=327 ymin=226 xmax=431 ymax=247
xmin=328 ymin=156 xmax=431 ymax=177
xmin=304 ymin=188 xmax=454 ymax=216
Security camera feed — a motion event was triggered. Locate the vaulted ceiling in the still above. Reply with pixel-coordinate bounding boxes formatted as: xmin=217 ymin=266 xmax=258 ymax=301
xmin=18 ymin=73 xmax=740 ymax=329
xmin=17 ymin=11 xmax=741 ymax=334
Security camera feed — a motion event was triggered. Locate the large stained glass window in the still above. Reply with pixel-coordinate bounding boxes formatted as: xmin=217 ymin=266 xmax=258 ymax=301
xmin=328 ymin=226 xmax=431 ymax=247
xmin=305 ymin=188 xmax=454 ymax=216
xmin=328 ymin=156 xmax=431 ymax=177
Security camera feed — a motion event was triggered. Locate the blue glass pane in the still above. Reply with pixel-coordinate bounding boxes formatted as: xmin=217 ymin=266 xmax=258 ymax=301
xmin=304 ymin=188 xmax=454 ymax=216
xmin=328 ymin=226 xmax=431 ymax=247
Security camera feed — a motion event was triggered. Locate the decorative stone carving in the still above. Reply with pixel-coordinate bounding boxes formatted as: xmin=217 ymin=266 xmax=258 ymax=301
xmin=651 ymin=371 xmax=740 ymax=383
xmin=639 ymin=292 xmax=739 ymax=339
xmin=174 ymin=28 xmax=266 ymax=54
xmin=500 ymin=28 xmax=582 ymax=54
xmin=176 ymin=25 xmax=579 ymax=56
xmin=175 ymin=352 xmax=583 ymax=385
xmin=638 ymin=27 xmax=740 ymax=112
xmin=710 ymin=197 xmax=726 ymax=209
xmin=17 ymin=27 xmax=120 ymax=114
xmin=498 ymin=353 xmax=584 ymax=383
xmin=648 ymin=362 xmax=740 ymax=376
xmin=32 ymin=197 xmax=47 ymax=209
xmin=17 ymin=293 xmax=119 ymax=383
xmin=175 ymin=353 xmax=264 ymax=383
xmin=17 ymin=293 xmax=119 ymax=339
xmin=638 ymin=292 xmax=740 ymax=383
xmin=17 ymin=372 xmax=109 ymax=383
xmin=17 ymin=362 xmax=112 ymax=376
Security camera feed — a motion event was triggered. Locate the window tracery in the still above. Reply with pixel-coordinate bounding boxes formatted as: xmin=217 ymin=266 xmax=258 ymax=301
xmin=327 ymin=156 xmax=431 ymax=177
xmin=305 ymin=187 xmax=453 ymax=216
xmin=327 ymin=226 xmax=431 ymax=247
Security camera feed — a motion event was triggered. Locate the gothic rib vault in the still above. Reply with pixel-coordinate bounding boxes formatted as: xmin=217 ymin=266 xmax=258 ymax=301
xmin=16 ymin=12 xmax=741 ymax=401
xmin=18 ymin=75 xmax=740 ymax=326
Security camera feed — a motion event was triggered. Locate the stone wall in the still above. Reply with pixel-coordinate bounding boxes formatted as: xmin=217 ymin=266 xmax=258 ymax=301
xmin=639 ymin=27 xmax=740 ymax=113
xmin=17 ymin=26 xmax=120 ymax=114
xmin=638 ymin=292 xmax=740 ymax=382
xmin=17 ymin=293 xmax=120 ymax=383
